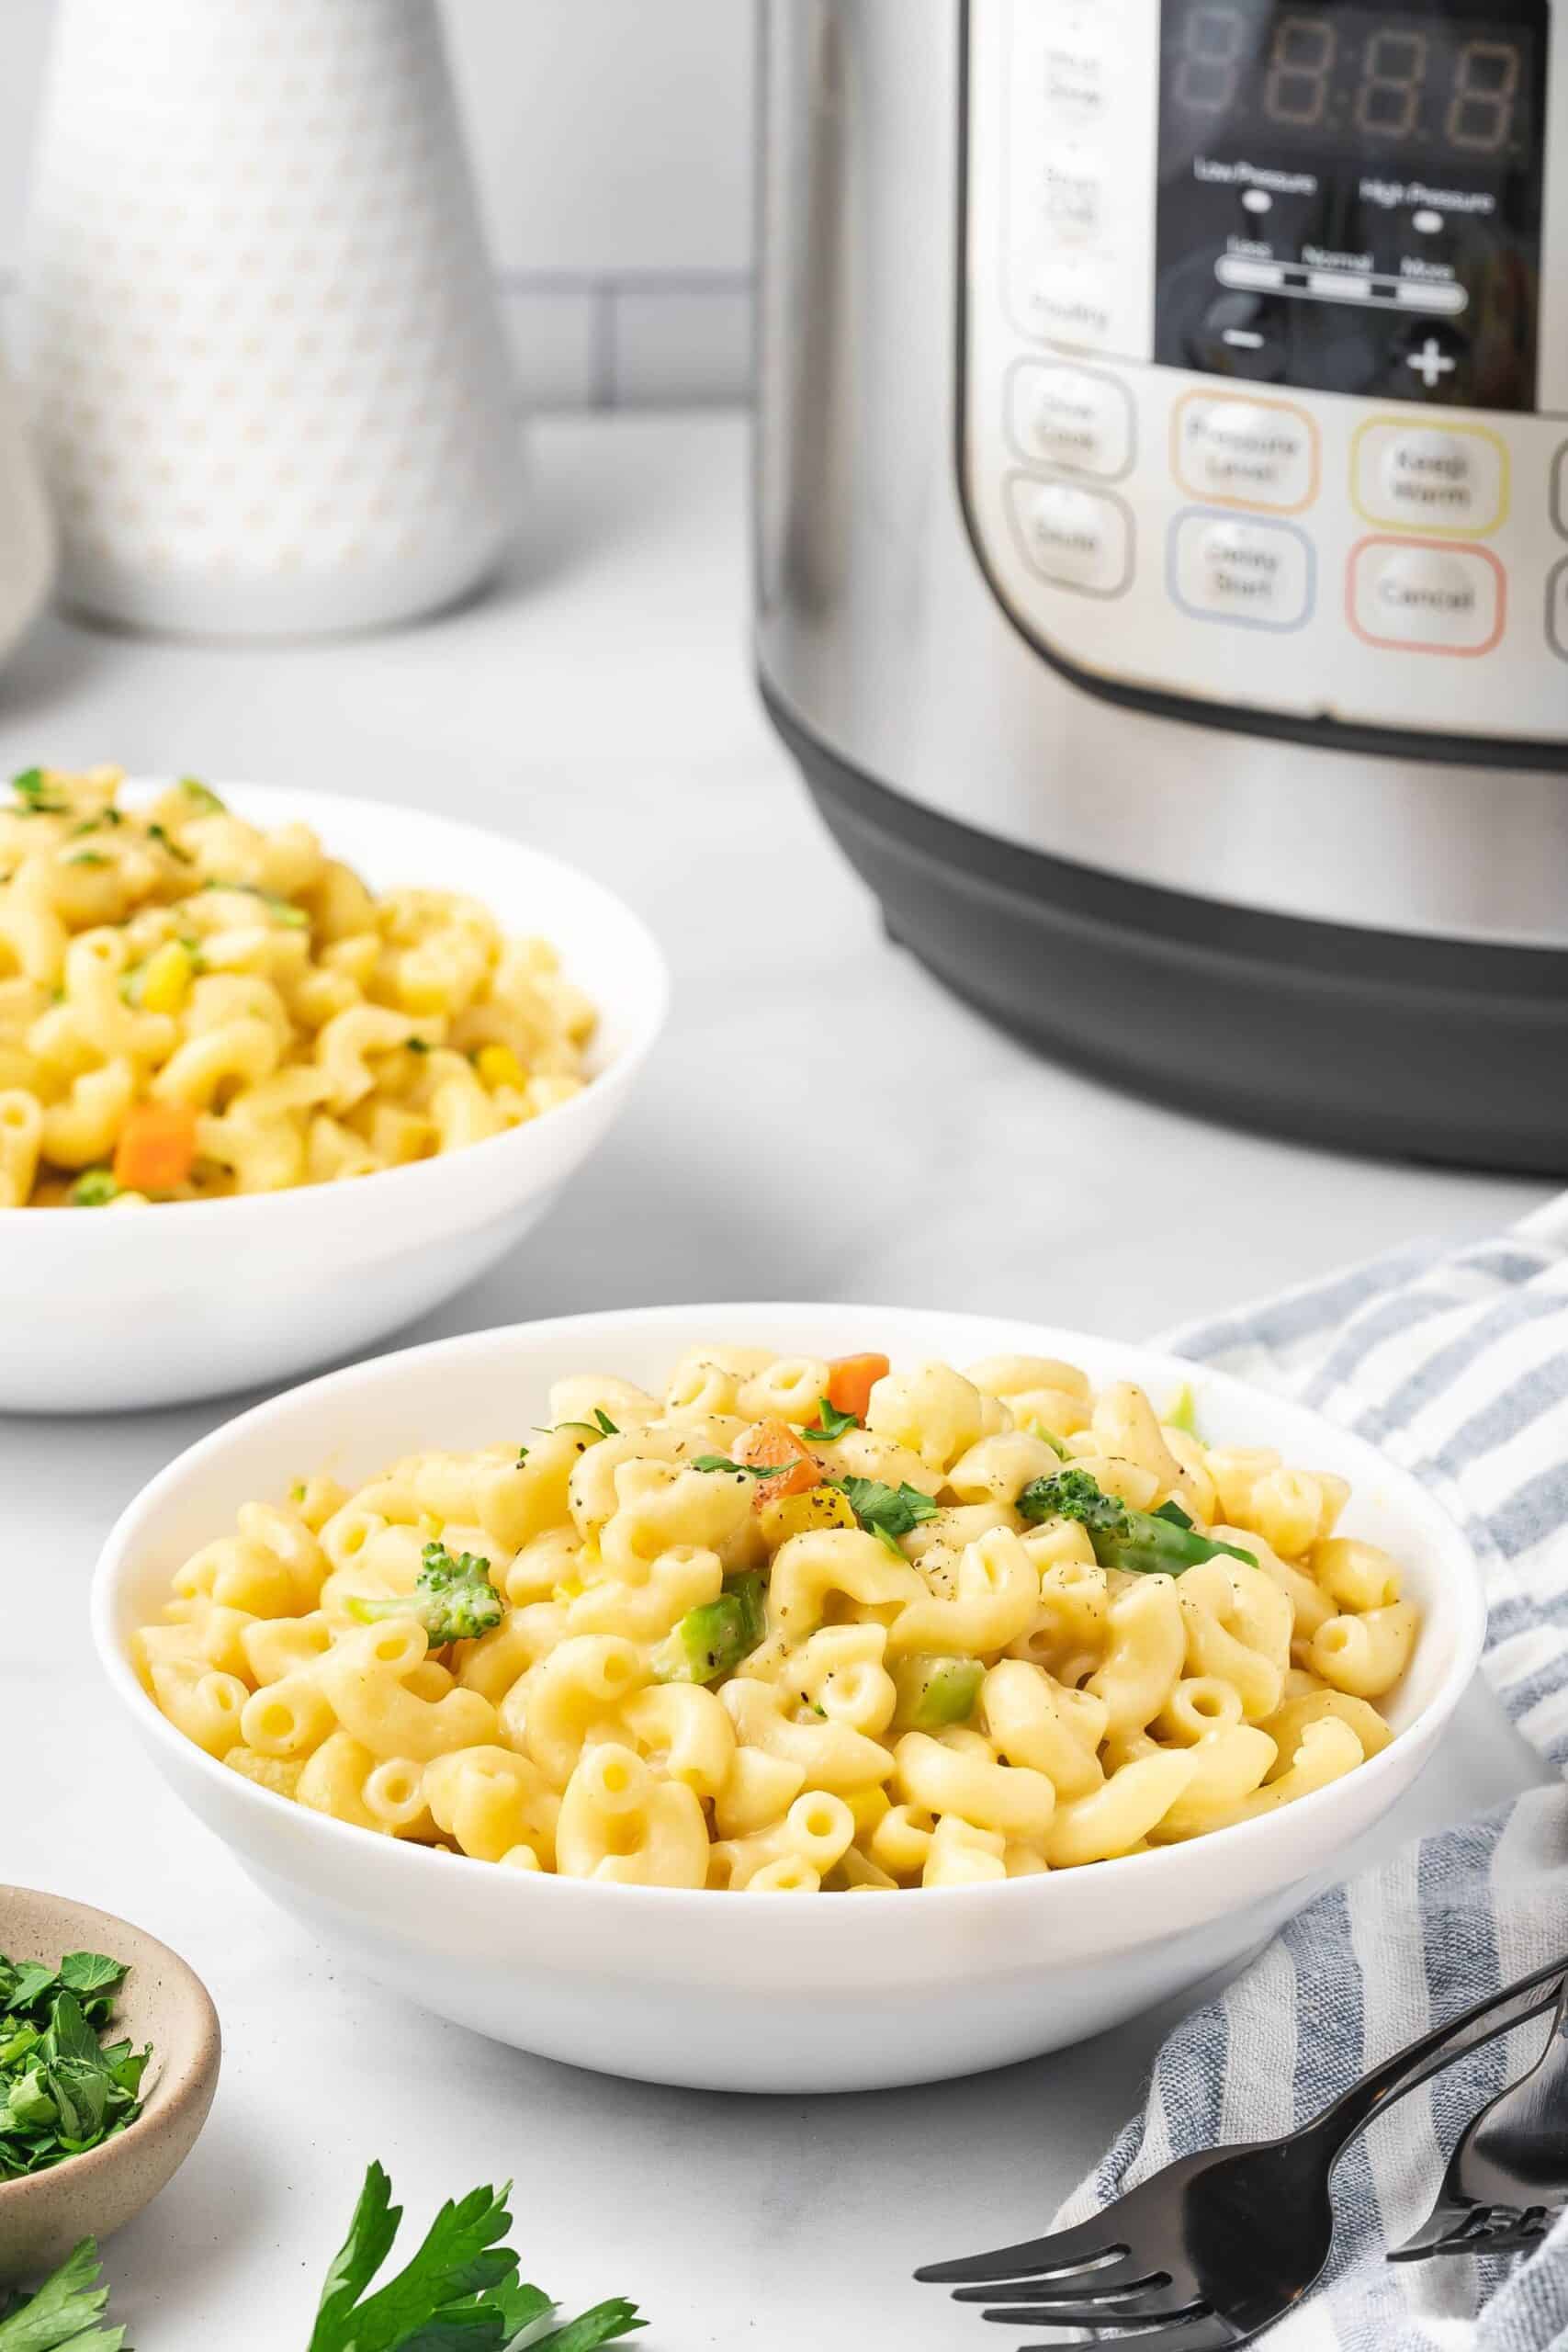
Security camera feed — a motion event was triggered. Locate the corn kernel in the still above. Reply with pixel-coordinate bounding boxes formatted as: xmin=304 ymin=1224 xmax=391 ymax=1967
xmin=847 ymin=1784 xmax=891 ymax=1837
xmin=761 ymin=1484 xmax=857 ymax=1548
xmin=139 ymin=938 xmax=196 ymax=1014
xmin=476 ymin=1043 xmax=527 ymax=1091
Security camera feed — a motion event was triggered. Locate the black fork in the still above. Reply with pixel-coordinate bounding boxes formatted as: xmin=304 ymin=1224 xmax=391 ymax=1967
xmin=916 ymin=1952 xmax=1568 ymax=2346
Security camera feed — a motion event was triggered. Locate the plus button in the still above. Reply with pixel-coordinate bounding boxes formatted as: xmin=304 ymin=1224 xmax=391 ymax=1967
xmin=1407 ymin=335 xmax=1458 ymax=390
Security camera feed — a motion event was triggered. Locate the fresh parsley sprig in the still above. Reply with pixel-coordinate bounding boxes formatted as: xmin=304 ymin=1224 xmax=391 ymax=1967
xmin=306 ymin=2162 xmax=644 ymax=2352
xmin=0 ymin=2238 xmax=126 ymax=2349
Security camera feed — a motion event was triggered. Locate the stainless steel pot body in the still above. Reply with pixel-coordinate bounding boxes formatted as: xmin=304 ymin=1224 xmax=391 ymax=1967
xmin=754 ymin=0 xmax=1568 ymax=953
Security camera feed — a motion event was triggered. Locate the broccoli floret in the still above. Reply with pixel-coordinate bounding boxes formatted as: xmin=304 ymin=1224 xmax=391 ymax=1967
xmin=1017 ymin=1467 xmax=1256 ymax=1577
xmin=347 ymin=1541 xmax=502 ymax=1645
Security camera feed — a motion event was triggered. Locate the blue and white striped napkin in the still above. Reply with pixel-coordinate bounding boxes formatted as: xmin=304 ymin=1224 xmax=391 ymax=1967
xmin=1057 ymin=1198 xmax=1568 ymax=2349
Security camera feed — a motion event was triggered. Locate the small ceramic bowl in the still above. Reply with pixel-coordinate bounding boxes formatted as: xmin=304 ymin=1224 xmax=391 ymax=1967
xmin=0 ymin=782 xmax=669 ymax=1415
xmin=0 ymin=1887 xmax=220 ymax=2285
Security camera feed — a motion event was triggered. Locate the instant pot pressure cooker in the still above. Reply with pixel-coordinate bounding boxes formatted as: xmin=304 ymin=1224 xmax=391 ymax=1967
xmin=753 ymin=0 xmax=1568 ymax=1170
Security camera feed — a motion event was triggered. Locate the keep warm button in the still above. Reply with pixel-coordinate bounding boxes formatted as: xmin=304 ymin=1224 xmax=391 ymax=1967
xmin=1349 ymin=537 xmax=1505 ymax=657
xmin=1353 ymin=421 xmax=1506 ymax=537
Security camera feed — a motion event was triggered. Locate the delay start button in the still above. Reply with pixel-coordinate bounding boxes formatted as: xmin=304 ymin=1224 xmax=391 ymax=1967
xmin=1349 ymin=537 xmax=1505 ymax=655
xmin=1353 ymin=419 xmax=1506 ymax=537
xmin=1169 ymin=512 xmax=1313 ymax=630
xmin=1173 ymin=393 xmax=1319 ymax=514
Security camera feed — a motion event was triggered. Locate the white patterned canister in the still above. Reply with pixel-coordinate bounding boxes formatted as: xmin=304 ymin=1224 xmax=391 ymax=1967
xmin=18 ymin=0 xmax=521 ymax=638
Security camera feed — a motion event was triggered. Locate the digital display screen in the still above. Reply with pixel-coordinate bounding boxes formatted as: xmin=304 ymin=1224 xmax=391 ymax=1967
xmin=1154 ymin=0 xmax=1547 ymax=410
xmin=1164 ymin=2 xmax=1536 ymax=162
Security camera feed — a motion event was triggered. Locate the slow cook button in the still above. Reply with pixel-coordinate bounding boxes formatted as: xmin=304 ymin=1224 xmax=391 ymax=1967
xmin=1349 ymin=538 xmax=1505 ymax=655
xmin=1174 ymin=394 xmax=1319 ymax=512
xmin=1008 ymin=477 xmax=1133 ymax=596
xmin=1170 ymin=514 xmax=1313 ymax=629
xmin=1010 ymin=363 xmax=1133 ymax=478
xmin=1354 ymin=421 xmax=1506 ymax=536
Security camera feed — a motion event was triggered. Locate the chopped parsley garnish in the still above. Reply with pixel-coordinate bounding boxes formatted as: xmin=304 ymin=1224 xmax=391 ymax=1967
xmin=830 ymin=1475 xmax=941 ymax=1556
xmin=802 ymin=1396 xmax=859 ymax=1441
xmin=177 ymin=777 xmax=226 ymax=813
xmin=550 ymin=1408 xmax=620 ymax=1440
xmin=64 ymin=850 xmax=108 ymax=868
xmin=692 ymin=1454 xmax=793 ymax=1480
xmin=10 ymin=767 xmax=65 ymax=815
xmin=404 ymin=1035 xmax=431 ymax=1054
xmin=0 ymin=1950 xmax=149 ymax=2182
xmin=515 ymin=1443 xmax=529 ymax=1466
xmin=202 ymin=879 xmax=308 ymax=926
xmin=146 ymin=822 xmax=193 ymax=864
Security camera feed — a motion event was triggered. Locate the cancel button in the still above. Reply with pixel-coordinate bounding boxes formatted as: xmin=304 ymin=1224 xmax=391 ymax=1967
xmin=1350 ymin=540 xmax=1503 ymax=653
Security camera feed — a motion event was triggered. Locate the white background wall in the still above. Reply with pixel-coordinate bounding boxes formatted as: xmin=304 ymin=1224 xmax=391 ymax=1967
xmin=0 ymin=0 xmax=757 ymax=409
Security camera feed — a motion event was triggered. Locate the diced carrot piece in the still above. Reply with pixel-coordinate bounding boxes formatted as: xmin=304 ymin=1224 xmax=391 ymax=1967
xmin=113 ymin=1100 xmax=198 ymax=1193
xmin=734 ymin=1417 xmax=822 ymax=1505
xmin=826 ymin=1352 xmax=890 ymax=1423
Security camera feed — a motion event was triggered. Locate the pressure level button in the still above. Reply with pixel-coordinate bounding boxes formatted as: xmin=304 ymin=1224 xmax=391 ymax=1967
xmin=1173 ymin=393 xmax=1318 ymax=513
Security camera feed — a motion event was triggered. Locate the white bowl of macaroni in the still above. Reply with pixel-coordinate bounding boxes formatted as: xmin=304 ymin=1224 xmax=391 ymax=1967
xmin=0 ymin=772 xmax=667 ymax=1411
xmin=94 ymin=1304 xmax=1486 ymax=2093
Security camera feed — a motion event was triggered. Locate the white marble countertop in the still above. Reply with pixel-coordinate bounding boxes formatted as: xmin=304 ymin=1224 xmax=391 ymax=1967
xmin=5 ymin=413 xmax=1553 ymax=2349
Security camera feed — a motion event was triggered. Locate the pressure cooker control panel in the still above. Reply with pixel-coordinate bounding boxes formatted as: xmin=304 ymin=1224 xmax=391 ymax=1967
xmin=962 ymin=0 xmax=1568 ymax=742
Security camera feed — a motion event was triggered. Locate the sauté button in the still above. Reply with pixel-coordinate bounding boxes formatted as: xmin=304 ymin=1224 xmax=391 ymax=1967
xmin=1009 ymin=364 xmax=1134 ymax=478
xmin=1173 ymin=394 xmax=1318 ymax=511
xmin=1353 ymin=421 xmax=1506 ymax=537
xmin=1349 ymin=539 xmax=1504 ymax=654
xmin=1008 ymin=477 xmax=1133 ymax=596
xmin=1169 ymin=514 xmax=1313 ymax=629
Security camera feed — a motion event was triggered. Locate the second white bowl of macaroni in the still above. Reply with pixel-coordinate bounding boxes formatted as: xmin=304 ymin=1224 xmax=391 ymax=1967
xmin=0 ymin=774 xmax=667 ymax=1410
xmin=94 ymin=1304 xmax=1486 ymax=2092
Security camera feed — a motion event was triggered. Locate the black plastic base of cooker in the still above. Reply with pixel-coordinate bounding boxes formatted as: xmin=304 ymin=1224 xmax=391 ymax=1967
xmin=762 ymin=680 xmax=1568 ymax=1176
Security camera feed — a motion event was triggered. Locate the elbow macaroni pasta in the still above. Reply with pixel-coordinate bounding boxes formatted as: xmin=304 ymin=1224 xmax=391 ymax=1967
xmin=0 ymin=766 xmax=596 ymax=1204
xmin=134 ymin=1347 xmax=1419 ymax=1890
